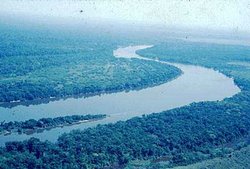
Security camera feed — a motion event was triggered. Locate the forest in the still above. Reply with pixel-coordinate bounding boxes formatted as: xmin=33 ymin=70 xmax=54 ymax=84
xmin=0 ymin=40 xmax=250 ymax=168
xmin=0 ymin=96 xmax=249 ymax=168
xmin=0 ymin=26 xmax=181 ymax=105
xmin=0 ymin=114 xmax=106 ymax=136
xmin=0 ymin=25 xmax=250 ymax=168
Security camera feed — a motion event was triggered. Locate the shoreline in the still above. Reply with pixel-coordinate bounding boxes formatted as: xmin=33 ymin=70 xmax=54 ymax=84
xmin=0 ymin=45 xmax=240 ymax=145
xmin=0 ymin=115 xmax=107 ymax=137
xmin=0 ymin=63 xmax=182 ymax=109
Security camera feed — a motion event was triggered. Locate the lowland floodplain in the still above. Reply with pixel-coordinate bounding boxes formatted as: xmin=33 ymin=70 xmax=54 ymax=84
xmin=0 ymin=10 xmax=249 ymax=169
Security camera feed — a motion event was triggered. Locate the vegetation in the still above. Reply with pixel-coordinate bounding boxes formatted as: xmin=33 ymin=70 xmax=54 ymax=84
xmin=0 ymin=98 xmax=249 ymax=168
xmin=137 ymin=40 xmax=250 ymax=91
xmin=0 ymin=114 xmax=106 ymax=136
xmin=0 ymin=26 xmax=250 ymax=168
xmin=170 ymin=145 xmax=250 ymax=169
xmin=0 ymin=25 xmax=181 ymax=105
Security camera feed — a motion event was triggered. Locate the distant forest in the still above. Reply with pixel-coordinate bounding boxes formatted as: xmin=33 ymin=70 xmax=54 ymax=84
xmin=0 ymin=27 xmax=181 ymax=104
xmin=1 ymin=41 xmax=250 ymax=168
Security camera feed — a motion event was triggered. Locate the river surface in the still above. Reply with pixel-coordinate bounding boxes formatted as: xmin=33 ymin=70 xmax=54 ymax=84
xmin=0 ymin=45 xmax=240 ymax=145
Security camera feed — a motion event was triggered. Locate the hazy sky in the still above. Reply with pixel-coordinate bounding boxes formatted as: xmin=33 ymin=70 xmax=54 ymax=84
xmin=1 ymin=0 xmax=250 ymax=33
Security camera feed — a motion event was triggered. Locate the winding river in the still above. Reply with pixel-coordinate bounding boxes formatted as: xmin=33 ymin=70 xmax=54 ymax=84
xmin=0 ymin=45 xmax=240 ymax=145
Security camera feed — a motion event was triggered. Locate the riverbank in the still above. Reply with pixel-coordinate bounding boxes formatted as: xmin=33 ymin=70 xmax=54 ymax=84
xmin=0 ymin=43 xmax=248 ymax=168
xmin=0 ymin=45 xmax=240 ymax=145
xmin=0 ymin=23 xmax=181 ymax=108
xmin=0 ymin=67 xmax=181 ymax=109
xmin=0 ymin=114 xmax=107 ymax=136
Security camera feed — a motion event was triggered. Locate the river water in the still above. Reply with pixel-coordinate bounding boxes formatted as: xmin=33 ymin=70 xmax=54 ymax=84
xmin=0 ymin=45 xmax=240 ymax=145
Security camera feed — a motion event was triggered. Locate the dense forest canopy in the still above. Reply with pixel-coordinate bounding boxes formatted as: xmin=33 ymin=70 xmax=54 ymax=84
xmin=0 ymin=1 xmax=250 ymax=168
xmin=0 ymin=25 xmax=181 ymax=105
xmin=0 ymin=39 xmax=250 ymax=168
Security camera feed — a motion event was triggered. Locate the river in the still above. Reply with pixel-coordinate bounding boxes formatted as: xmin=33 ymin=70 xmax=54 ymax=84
xmin=0 ymin=45 xmax=240 ymax=145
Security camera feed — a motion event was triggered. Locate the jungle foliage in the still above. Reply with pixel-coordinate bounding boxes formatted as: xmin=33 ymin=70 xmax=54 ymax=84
xmin=0 ymin=96 xmax=249 ymax=168
xmin=0 ymin=114 xmax=106 ymax=136
xmin=0 ymin=26 xmax=250 ymax=168
xmin=0 ymin=26 xmax=181 ymax=104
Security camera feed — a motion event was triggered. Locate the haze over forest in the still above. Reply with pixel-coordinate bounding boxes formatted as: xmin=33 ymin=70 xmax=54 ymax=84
xmin=1 ymin=0 xmax=250 ymax=33
xmin=0 ymin=1 xmax=250 ymax=169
